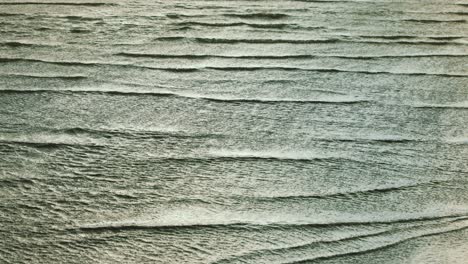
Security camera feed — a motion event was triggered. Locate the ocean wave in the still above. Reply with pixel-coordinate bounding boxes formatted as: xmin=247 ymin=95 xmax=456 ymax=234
xmin=35 ymin=27 xmax=52 ymax=31
xmin=0 ymin=88 xmax=368 ymax=105
xmin=252 ymin=180 xmax=446 ymax=201
xmin=156 ymin=155 xmax=343 ymax=164
xmin=153 ymin=36 xmax=340 ymax=44
xmin=325 ymin=135 xmax=420 ymax=143
xmin=114 ymin=52 xmax=315 ymax=59
xmin=427 ymin=36 xmax=465 ymax=40
xmin=352 ymin=54 xmax=468 ymax=58
xmin=0 ymin=177 xmax=35 ymax=187
xmin=77 ymin=213 xmax=468 ymax=233
xmin=201 ymin=96 xmax=369 ymax=104
xmin=444 ymin=137 xmax=468 ymax=145
xmin=77 ymin=222 xmax=249 ymax=232
xmin=0 ymin=41 xmax=53 ymax=48
xmin=114 ymin=52 xmax=468 ymax=60
xmin=3 ymin=53 xmax=465 ymax=73
xmin=404 ymin=19 xmax=466 ymax=23
xmin=70 ymin=28 xmax=92 ymax=34
xmin=413 ymin=101 xmax=468 ymax=109
xmin=176 ymin=21 xmax=291 ymax=29
xmin=62 ymin=15 xmax=103 ymax=21
xmin=0 ymin=57 xmax=144 ymax=68
xmin=351 ymin=35 xmax=464 ymax=40
xmin=0 ymin=13 xmax=17 ymax=17
xmin=281 ymin=221 xmax=468 ymax=264
xmin=0 ymin=88 xmax=176 ymax=97
xmin=357 ymin=35 xmax=415 ymax=39
xmin=449 ymin=11 xmax=468 ymax=15
xmin=203 ymin=66 xmax=468 ymax=77
xmin=0 ymin=2 xmax=116 ymax=6
xmin=0 ymin=57 xmax=368 ymax=77
xmin=166 ymin=13 xmax=205 ymax=19
xmin=213 ymin=230 xmax=391 ymax=264
xmin=45 ymin=126 xmax=221 ymax=139
xmin=0 ymin=74 xmax=87 ymax=80
xmin=358 ymin=40 xmax=467 ymax=45
xmin=0 ymin=141 xmax=88 ymax=148
xmin=0 ymin=13 xmax=104 ymax=20
xmin=205 ymin=149 xmax=345 ymax=162
xmin=3 ymin=62 xmax=466 ymax=77
xmin=223 ymin=13 xmax=289 ymax=19
xmin=292 ymin=0 xmax=353 ymax=2
xmin=151 ymin=36 xmax=467 ymax=46
xmin=215 ymin=219 xmax=468 ymax=264
xmin=114 ymin=64 xmax=468 ymax=78
xmin=0 ymin=132 xmax=102 ymax=148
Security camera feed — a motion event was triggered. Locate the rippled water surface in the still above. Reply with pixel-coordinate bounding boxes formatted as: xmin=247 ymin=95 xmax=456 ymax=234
xmin=1 ymin=0 xmax=468 ymax=263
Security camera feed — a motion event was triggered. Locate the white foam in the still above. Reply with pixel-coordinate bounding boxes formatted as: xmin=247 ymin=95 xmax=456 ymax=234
xmin=0 ymin=132 xmax=101 ymax=146
xmin=78 ymin=204 xmax=468 ymax=230
xmin=444 ymin=137 xmax=468 ymax=145
xmin=207 ymin=149 xmax=338 ymax=160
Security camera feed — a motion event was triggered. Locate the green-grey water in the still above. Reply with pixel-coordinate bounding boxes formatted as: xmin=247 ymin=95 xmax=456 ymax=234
xmin=0 ymin=0 xmax=468 ymax=263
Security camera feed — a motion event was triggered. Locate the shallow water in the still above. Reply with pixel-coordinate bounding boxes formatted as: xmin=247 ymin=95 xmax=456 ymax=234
xmin=0 ymin=0 xmax=467 ymax=263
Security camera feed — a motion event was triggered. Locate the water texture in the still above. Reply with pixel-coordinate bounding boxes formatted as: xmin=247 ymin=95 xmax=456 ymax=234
xmin=0 ymin=0 xmax=467 ymax=263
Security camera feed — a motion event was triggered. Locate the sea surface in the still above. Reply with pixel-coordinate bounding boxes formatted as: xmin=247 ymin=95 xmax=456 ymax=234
xmin=1 ymin=0 xmax=468 ymax=263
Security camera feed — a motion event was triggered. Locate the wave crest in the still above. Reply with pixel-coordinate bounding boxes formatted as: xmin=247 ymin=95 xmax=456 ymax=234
xmin=223 ymin=13 xmax=289 ymax=19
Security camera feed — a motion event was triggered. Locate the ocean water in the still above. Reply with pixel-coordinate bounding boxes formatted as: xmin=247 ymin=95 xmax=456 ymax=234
xmin=0 ymin=0 xmax=467 ymax=263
